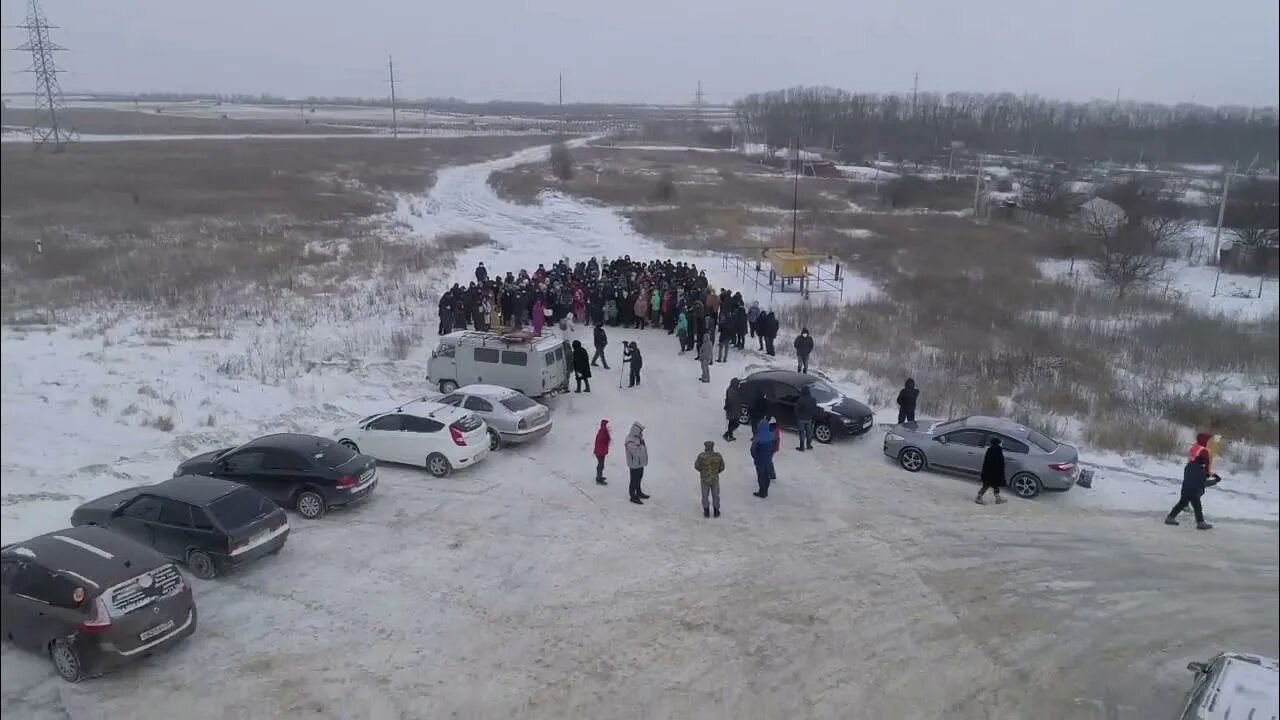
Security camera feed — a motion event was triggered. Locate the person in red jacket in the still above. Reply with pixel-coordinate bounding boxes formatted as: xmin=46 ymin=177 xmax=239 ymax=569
xmin=1188 ymin=432 xmax=1214 ymax=475
xmin=593 ymin=419 xmax=611 ymax=485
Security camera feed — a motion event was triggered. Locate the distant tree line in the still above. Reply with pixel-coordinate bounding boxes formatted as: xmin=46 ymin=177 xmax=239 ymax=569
xmin=733 ymin=86 xmax=1279 ymax=165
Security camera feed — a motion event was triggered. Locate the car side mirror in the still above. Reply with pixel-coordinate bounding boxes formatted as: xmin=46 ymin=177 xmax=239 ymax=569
xmin=935 ymin=436 xmax=947 ymax=444
xmin=1186 ymin=661 xmax=1207 ymax=674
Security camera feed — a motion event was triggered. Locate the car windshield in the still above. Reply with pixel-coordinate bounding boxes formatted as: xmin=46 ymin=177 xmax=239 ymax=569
xmin=805 ymin=379 xmax=842 ymax=403
xmin=208 ymin=488 xmax=273 ymax=528
xmin=1027 ymin=429 xmax=1059 ymax=452
xmin=501 ymin=394 xmax=538 ymax=412
xmin=316 ymin=441 xmax=356 ymax=468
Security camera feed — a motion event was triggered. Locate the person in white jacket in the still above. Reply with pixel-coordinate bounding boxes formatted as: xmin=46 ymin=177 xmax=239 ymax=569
xmin=625 ymin=422 xmax=650 ymax=505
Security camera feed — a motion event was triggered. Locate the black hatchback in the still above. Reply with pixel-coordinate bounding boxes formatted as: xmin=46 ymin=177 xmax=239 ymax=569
xmin=175 ymin=433 xmax=377 ymax=519
xmin=735 ymin=369 xmax=876 ymax=443
xmin=71 ymin=476 xmax=288 ymax=580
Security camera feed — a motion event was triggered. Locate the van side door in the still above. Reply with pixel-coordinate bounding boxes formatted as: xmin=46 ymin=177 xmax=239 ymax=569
xmin=472 ymin=347 xmax=500 ymax=385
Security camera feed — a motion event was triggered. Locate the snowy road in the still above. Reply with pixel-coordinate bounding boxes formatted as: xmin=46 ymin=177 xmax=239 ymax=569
xmin=2 ymin=142 xmax=1278 ymax=719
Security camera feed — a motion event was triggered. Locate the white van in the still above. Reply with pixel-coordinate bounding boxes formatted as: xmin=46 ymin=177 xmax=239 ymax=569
xmin=1179 ymin=652 xmax=1278 ymax=720
xmin=428 ymin=331 xmax=570 ymax=397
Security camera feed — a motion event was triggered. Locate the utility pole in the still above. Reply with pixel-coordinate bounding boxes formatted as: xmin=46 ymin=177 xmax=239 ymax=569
xmin=14 ymin=0 xmax=76 ymax=150
xmin=1211 ymin=162 xmax=1238 ymax=267
xmin=558 ymin=73 xmax=564 ymax=133
xmin=388 ymin=55 xmax=399 ymax=139
xmin=911 ymin=71 xmax=919 ymax=119
xmin=791 ymin=138 xmax=801 ymax=253
xmin=694 ymin=80 xmax=705 ymax=122
xmin=973 ymin=155 xmax=984 ymax=215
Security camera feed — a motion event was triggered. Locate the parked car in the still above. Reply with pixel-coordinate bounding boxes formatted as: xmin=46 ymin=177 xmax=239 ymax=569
xmin=428 ymin=330 xmax=569 ymax=397
xmin=734 ymin=369 xmax=875 ymax=443
xmin=1 ymin=526 xmax=197 ymax=682
xmin=334 ymin=400 xmax=489 ymax=477
xmin=175 ymin=433 xmax=377 ymax=520
xmin=71 ymin=476 xmax=289 ymax=580
xmin=1179 ymin=652 xmax=1277 ymax=719
xmin=436 ymin=384 xmax=553 ymax=450
xmin=882 ymin=415 xmax=1080 ymax=498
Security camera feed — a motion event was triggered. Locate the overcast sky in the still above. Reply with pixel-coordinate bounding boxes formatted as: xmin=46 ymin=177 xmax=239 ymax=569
xmin=2 ymin=0 xmax=1277 ymax=106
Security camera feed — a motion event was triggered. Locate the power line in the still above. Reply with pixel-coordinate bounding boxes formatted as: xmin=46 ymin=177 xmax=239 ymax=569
xmin=12 ymin=0 xmax=76 ymax=150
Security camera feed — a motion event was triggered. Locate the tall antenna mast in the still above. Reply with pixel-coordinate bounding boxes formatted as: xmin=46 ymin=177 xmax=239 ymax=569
xmin=911 ymin=71 xmax=919 ymax=119
xmin=388 ymin=55 xmax=399 ymax=139
xmin=694 ymin=80 xmax=705 ymax=122
xmin=15 ymin=0 xmax=76 ymax=150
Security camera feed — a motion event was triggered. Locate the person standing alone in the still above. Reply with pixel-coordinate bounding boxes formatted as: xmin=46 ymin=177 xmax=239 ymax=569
xmin=723 ymin=378 xmax=743 ymax=441
xmin=694 ymin=440 xmax=724 ymax=518
xmin=751 ymin=417 xmax=775 ymax=498
xmin=794 ymin=328 xmax=814 ymax=373
xmin=625 ymin=422 xmax=650 ymax=504
xmin=896 ymin=378 xmax=919 ymax=425
xmin=975 ymin=437 xmax=1007 ymax=504
xmin=624 ymin=342 xmax=643 ymax=388
xmin=795 ymin=385 xmax=816 ymax=451
xmin=571 ymin=340 xmax=592 ymax=393
xmin=698 ymin=332 xmax=713 ymax=383
xmin=593 ymin=419 xmax=610 ymax=485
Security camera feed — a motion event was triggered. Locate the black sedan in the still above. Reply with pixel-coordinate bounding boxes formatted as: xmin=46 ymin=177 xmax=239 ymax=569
xmin=175 ymin=433 xmax=377 ymax=520
xmin=72 ymin=476 xmax=288 ymax=579
xmin=735 ymin=369 xmax=875 ymax=443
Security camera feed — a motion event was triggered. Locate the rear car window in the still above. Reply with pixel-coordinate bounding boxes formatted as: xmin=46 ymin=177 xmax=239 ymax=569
xmin=1027 ymin=430 xmax=1058 ymax=453
xmin=501 ymin=394 xmax=538 ymax=412
xmin=318 ymin=441 xmax=356 ymax=468
xmin=452 ymin=415 xmax=483 ymax=432
xmin=208 ymin=488 xmax=274 ymax=529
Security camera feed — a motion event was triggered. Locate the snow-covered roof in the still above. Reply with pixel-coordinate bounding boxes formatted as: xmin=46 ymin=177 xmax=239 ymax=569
xmin=1078 ymin=197 xmax=1126 ymax=228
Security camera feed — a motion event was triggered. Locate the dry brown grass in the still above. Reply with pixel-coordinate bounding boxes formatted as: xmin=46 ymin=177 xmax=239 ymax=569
xmin=3 ymin=107 xmax=372 ymax=136
xmin=1 ymin=137 xmax=546 ymax=314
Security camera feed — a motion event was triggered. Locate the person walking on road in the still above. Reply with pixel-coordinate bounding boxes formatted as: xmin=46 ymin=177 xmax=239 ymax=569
xmin=625 ymin=421 xmax=650 ymax=504
xmin=896 ymin=378 xmax=919 ymax=425
xmin=723 ymin=378 xmax=743 ymax=441
xmin=795 ymin=385 xmax=817 ymax=451
xmin=794 ymin=328 xmax=814 ymax=373
xmin=1165 ymin=450 xmax=1220 ymax=529
xmin=751 ymin=417 xmax=776 ymax=498
xmin=694 ymin=440 xmax=725 ymax=518
xmin=698 ymin=332 xmax=713 ymax=383
xmin=571 ymin=340 xmax=592 ymax=393
xmin=593 ymin=419 xmax=610 ymax=485
xmin=591 ymin=324 xmax=610 ymax=369
xmin=975 ymin=437 xmax=1007 ymax=504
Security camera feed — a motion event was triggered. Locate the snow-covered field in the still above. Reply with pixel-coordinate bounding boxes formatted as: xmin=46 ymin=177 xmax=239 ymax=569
xmin=2 ymin=139 xmax=1277 ymax=719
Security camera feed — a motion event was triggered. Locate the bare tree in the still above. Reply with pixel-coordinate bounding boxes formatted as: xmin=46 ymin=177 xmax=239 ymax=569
xmin=549 ymin=142 xmax=574 ymax=181
xmin=1020 ymin=171 xmax=1074 ymax=218
xmin=1083 ymin=205 xmax=1182 ymax=298
xmin=1225 ymin=176 xmax=1280 ymax=248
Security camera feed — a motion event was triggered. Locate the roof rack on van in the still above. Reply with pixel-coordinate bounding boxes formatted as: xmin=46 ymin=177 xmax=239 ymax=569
xmin=454 ymin=330 xmax=551 ymax=347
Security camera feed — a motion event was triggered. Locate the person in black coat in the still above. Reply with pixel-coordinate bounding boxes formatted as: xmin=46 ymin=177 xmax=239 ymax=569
xmin=896 ymin=378 xmax=919 ymax=425
xmin=571 ymin=340 xmax=592 ymax=393
xmin=1165 ymin=451 xmax=1219 ymax=529
xmin=760 ymin=312 xmax=779 ymax=356
xmin=975 ymin=437 xmax=1006 ymax=504
xmin=437 ymin=292 xmax=454 ymax=335
xmin=793 ymin=328 xmax=814 ymax=373
xmin=591 ymin=324 xmax=610 ymax=369
xmin=723 ymin=378 xmax=743 ymax=441
xmin=794 ymin=385 xmax=817 ymax=451
xmin=624 ymin=342 xmax=643 ymax=387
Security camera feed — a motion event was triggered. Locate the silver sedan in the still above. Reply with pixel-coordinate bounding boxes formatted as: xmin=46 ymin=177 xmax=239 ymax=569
xmin=882 ymin=416 xmax=1080 ymax=499
xmin=436 ymin=384 xmax=553 ymax=450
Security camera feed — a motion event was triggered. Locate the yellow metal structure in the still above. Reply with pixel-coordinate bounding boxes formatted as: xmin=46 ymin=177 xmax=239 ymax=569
xmin=768 ymin=250 xmax=814 ymax=277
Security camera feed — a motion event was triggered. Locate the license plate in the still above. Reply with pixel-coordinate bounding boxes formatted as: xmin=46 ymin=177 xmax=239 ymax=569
xmin=862 ymin=418 xmax=873 ymax=427
xmin=139 ymin=619 xmax=175 ymax=641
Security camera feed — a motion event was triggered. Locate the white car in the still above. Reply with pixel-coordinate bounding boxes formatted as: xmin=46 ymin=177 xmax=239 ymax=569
xmin=333 ymin=401 xmax=490 ymax=478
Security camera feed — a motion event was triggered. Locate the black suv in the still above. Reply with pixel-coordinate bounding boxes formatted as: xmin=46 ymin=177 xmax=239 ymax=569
xmin=736 ymin=369 xmax=875 ymax=443
xmin=1 ymin=526 xmax=197 ymax=682
xmin=175 ymin=433 xmax=376 ymax=519
xmin=71 ymin=476 xmax=289 ymax=580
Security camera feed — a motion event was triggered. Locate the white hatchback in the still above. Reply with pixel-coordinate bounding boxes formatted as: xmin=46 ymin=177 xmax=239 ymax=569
xmin=333 ymin=401 xmax=490 ymax=478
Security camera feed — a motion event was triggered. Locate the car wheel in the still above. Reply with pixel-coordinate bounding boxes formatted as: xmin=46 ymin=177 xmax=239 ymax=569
xmin=488 ymin=429 xmax=503 ymax=451
xmin=295 ymin=490 xmax=327 ymax=519
xmin=899 ymin=447 xmax=926 ymax=472
xmin=426 ymin=453 xmax=452 ymax=478
xmin=187 ymin=550 xmax=217 ymax=580
xmin=1010 ymin=473 xmax=1042 ymax=499
xmin=438 ymin=380 xmax=459 ymax=393
xmin=338 ymin=439 xmax=359 ymax=453
xmin=738 ymin=405 xmax=750 ymax=425
xmin=50 ymin=639 xmax=84 ymax=683
xmin=813 ymin=423 xmax=833 ymax=444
